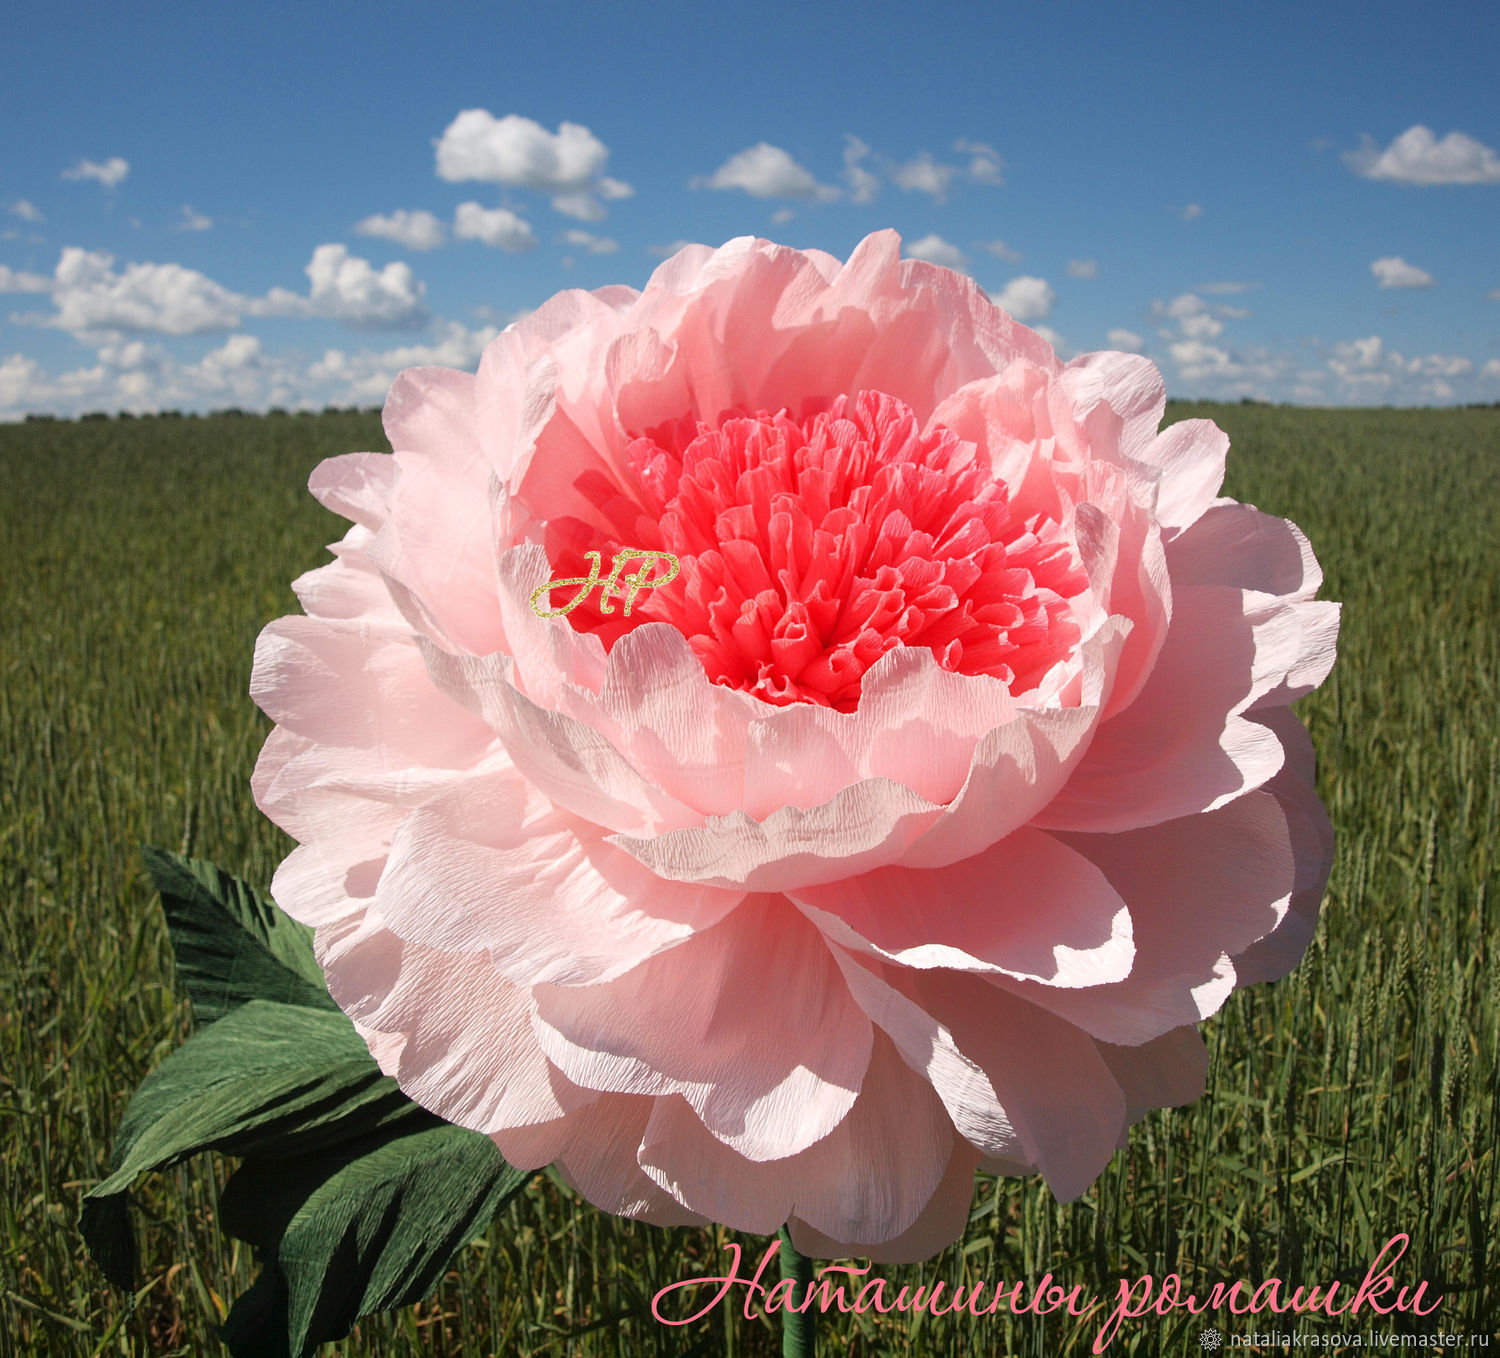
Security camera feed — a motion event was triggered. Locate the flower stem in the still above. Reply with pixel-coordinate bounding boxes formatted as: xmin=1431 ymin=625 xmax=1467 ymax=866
xmin=777 ymin=1226 xmax=816 ymax=1358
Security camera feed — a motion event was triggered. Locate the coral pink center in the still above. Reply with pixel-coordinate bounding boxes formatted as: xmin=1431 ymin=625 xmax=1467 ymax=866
xmin=546 ymin=390 xmax=1087 ymax=711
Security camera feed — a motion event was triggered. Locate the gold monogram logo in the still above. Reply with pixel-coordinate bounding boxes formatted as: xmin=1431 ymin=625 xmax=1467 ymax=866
xmin=529 ymin=548 xmax=681 ymax=619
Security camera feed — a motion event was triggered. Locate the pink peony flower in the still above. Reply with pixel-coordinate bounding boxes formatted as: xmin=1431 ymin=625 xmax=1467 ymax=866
xmin=251 ymin=231 xmax=1338 ymax=1263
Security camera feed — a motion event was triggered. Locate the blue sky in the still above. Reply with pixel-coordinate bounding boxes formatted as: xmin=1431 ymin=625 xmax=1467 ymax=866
xmin=2 ymin=0 xmax=1497 ymax=417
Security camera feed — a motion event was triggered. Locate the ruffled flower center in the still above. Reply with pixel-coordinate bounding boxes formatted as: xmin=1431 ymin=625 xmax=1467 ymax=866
xmin=545 ymin=390 xmax=1087 ymax=711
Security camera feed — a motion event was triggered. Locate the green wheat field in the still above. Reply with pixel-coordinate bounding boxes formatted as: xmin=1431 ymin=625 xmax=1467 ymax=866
xmin=2 ymin=404 xmax=1496 ymax=1356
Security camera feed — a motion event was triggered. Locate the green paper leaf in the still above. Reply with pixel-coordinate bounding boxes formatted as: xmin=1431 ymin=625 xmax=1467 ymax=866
xmin=142 ymin=845 xmax=339 ymax=1023
xmin=217 ymin=1125 xmax=531 ymax=1358
xmin=85 ymin=853 xmax=537 ymax=1356
xmin=82 ymin=1000 xmax=429 ymax=1290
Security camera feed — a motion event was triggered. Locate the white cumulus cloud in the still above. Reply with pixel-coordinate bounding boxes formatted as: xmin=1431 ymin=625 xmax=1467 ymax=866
xmin=1323 ymin=334 xmax=1480 ymax=403
xmin=434 ymin=111 xmax=630 ymax=220
xmin=1107 ymin=328 xmax=1144 ymax=352
xmin=1405 ymin=353 xmax=1472 ymax=377
xmin=1371 ymin=256 xmax=1434 ymax=289
xmin=993 ymin=275 xmax=1055 ymax=323
xmin=1066 ymin=259 xmax=1099 ymax=280
xmin=0 ymin=264 xmax=53 ymax=293
xmin=549 ymin=192 xmax=607 ymax=222
xmin=355 ymin=209 xmax=446 ymax=251
xmin=201 ymin=333 xmax=263 ymax=373
xmin=1329 ymin=335 xmax=1387 ymax=374
xmin=453 ymin=202 xmax=537 ymax=252
xmin=307 ymin=322 xmax=500 ymax=404
xmin=436 ymin=110 xmax=608 ymax=189
xmin=178 ymin=205 xmax=212 ymax=232
xmin=563 ymin=229 xmax=619 ymax=254
xmin=1152 ymin=292 xmax=1250 ymax=342
xmin=904 ymin=234 xmax=967 ymax=271
xmin=0 ymin=355 xmax=43 ymax=409
xmin=978 ymin=239 xmax=1022 ymax=264
xmin=955 ymin=139 xmax=1004 ymax=185
xmin=843 ymin=136 xmax=880 ymax=204
xmin=303 ymin=243 xmax=428 ymax=329
xmin=1180 ymin=202 xmax=1203 ymax=221
xmin=834 ymin=136 xmax=1002 ymax=203
xmin=42 ymin=247 xmax=244 ymax=336
xmin=8 ymin=199 xmax=44 ymax=223
xmin=62 ymin=157 xmax=130 ymax=188
xmin=1180 ymin=311 xmax=1224 ymax=340
xmin=1170 ymin=339 xmax=1234 ymax=378
xmin=0 ymin=316 xmax=511 ymax=419
xmin=1345 ymin=125 xmax=1500 ymax=186
xmin=891 ymin=152 xmax=957 ymax=201
xmin=697 ymin=143 xmax=839 ymax=201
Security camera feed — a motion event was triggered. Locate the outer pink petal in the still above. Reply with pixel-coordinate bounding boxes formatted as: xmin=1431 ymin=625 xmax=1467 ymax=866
xmin=626 ymin=237 xmax=842 ymax=424
xmin=902 ymin=971 xmax=1127 ymax=1201
xmin=373 ymin=764 xmax=742 ymax=986
xmin=1072 ymin=470 xmax=1171 ymax=719
xmin=1167 ymin=500 xmax=1325 ymax=599
xmin=308 ymin=451 xmax=397 ymax=529
xmin=899 ymin=252 xmax=1059 ymax=393
xmin=755 ymin=232 xmax=962 ymax=423
xmin=1008 ymin=790 xmax=1297 ymax=1045
xmin=575 ymin=232 xmax=1052 ymax=460
xmin=530 ymin=897 xmax=872 ymax=1160
xmin=1057 ymin=350 xmax=1231 ymax=539
xmin=254 ymin=725 xmax=466 ymax=930
xmin=368 ymin=367 xmax=508 ymax=654
xmin=1232 ymin=708 xmax=1334 ymax=985
xmin=1057 ymin=350 xmax=1168 ymax=472
xmin=637 ymin=1035 xmax=955 ymax=1244
xmin=313 ymin=907 xmax=584 ymax=1134
xmin=257 ymin=727 xmax=393 ymax=930
xmin=250 ymin=617 xmax=495 ymax=927
xmin=268 ymin=840 xmax=387 ymax=929
xmin=1035 ymin=584 xmax=1292 ymax=832
xmin=793 ymin=828 xmax=1134 ymax=987
xmin=1096 ymin=1026 xmax=1209 ymax=1128
xmin=1137 ymin=419 xmax=1230 ymax=538
xmin=787 ymin=1138 xmax=984 ymax=1265
xmin=492 ymin=1092 xmax=709 ymax=1227
xmin=251 ymin=616 xmax=490 ymax=762
xmin=472 ymin=290 xmax=643 ymax=495
xmin=1162 ymin=500 xmax=1340 ymax=714
xmin=291 ymin=536 xmax=405 ymax=624
xmin=551 ymin=1095 xmax=709 ymax=1228
xmin=826 ymin=951 xmax=1023 ymax=1162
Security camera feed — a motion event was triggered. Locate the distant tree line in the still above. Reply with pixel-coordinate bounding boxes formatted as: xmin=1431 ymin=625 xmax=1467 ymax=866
xmin=23 ymin=405 xmax=382 ymax=423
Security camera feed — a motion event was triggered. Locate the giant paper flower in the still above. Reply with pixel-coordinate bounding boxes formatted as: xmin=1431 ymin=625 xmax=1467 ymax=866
xmin=251 ymin=232 xmax=1338 ymax=1262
